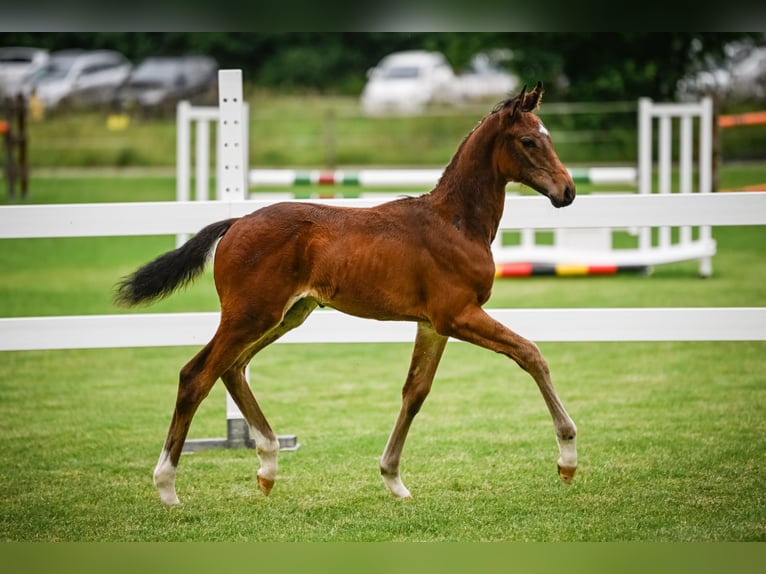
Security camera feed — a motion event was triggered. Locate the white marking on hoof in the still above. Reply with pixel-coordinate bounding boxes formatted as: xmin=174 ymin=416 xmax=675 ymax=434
xmin=556 ymin=434 xmax=578 ymax=484
xmin=556 ymin=435 xmax=577 ymax=469
xmin=154 ymin=449 xmax=180 ymax=506
xmin=381 ymin=473 xmax=412 ymax=499
xmin=254 ymin=434 xmax=280 ymax=495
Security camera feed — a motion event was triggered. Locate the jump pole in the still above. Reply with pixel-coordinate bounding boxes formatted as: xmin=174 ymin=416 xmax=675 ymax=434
xmin=495 ymin=262 xmax=648 ymax=278
xmin=182 ymin=70 xmax=298 ymax=454
xmin=248 ymin=166 xmax=637 ymax=189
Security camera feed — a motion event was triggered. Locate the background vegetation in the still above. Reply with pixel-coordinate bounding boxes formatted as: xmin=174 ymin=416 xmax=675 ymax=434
xmin=2 ymin=32 xmax=763 ymax=101
xmin=2 ymin=33 xmax=765 ymax=172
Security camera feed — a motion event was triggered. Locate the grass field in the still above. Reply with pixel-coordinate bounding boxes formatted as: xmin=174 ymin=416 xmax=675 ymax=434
xmin=0 ymin=173 xmax=765 ymax=542
xmin=9 ymin=89 xmax=766 ymax=169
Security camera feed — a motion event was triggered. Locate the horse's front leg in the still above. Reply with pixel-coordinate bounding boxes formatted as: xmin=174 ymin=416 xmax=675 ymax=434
xmin=440 ymin=305 xmax=577 ymax=483
xmin=380 ymin=322 xmax=448 ymax=498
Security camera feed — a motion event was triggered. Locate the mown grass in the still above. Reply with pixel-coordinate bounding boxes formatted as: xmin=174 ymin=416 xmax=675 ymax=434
xmin=1 ymin=341 xmax=764 ymax=541
xmin=0 ymin=174 xmax=765 ymax=542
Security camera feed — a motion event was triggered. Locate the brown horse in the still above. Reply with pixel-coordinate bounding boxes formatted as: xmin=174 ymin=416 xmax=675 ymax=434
xmin=116 ymin=82 xmax=577 ymax=506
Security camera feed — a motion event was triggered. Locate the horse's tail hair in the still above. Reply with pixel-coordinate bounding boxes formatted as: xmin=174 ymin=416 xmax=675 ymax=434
xmin=114 ymin=218 xmax=238 ymax=307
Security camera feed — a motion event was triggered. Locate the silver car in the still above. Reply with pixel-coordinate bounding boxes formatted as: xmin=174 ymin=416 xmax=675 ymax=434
xmin=20 ymin=49 xmax=132 ymax=110
xmin=0 ymin=46 xmax=49 ymax=98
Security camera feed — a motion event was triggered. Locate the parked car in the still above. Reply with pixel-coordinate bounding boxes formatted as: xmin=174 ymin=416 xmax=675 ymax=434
xmin=676 ymin=42 xmax=766 ymax=102
xmin=20 ymin=49 xmax=132 ymax=110
xmin=0 ymin=46 xmax=49 ymax=98
xmin=115 ymin=56 xmax=218 ymax=116
xmin=360 ymin=50 xmax=461 ymax=116
xmin=455 ymin=50 xmax=519 ymax=101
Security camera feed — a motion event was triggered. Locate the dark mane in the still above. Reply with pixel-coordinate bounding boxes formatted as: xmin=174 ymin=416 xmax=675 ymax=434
xmin=492 ymin=97 xmax=514 ymax=114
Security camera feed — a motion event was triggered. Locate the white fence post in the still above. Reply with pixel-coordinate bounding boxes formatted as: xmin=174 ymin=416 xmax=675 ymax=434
xmin=698 ymin=96 xmax=714 ymax=277
xmin=175 ymin=102 xmax=218 ymax=248
xmin=217 ymin=69 xmax=247 ymax=202
xmin=195 ymin=118 xmax=210 ymax=202
xmin=176 ymin=101 xmax=191 ymax=247
xmin=637 ymin=97 xmax=715 ymax=277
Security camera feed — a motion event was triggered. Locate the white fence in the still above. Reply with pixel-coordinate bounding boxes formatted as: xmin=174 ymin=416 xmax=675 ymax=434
xmin=2 ymin=192 xmax=764 ymax=451
xmin=636 ymin=97 xmax=714 ymax=276
xmin=2 ymin=192 xmax=765 ymax=352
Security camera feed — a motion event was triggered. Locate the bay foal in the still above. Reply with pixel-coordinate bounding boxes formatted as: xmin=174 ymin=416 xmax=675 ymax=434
xmin=116 ymin=82 xmax=578 ymax=505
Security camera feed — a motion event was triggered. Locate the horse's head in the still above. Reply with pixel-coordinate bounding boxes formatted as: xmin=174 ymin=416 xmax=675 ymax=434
xmin=493 ymin=82 xmax=575 ymax=208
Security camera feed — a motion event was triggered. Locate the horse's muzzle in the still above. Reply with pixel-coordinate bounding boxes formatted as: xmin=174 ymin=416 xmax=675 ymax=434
xmin=551 ymin=184 xmax=576 ymax=208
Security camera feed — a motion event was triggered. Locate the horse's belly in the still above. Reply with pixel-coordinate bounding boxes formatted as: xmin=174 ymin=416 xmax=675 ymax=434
xmin=311 ymin=256 xmax=427 ymax=323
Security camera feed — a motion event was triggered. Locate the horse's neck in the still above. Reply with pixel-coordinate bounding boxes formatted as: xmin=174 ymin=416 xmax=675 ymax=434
xmin=429 ymin=122 xmax=507 ymax=245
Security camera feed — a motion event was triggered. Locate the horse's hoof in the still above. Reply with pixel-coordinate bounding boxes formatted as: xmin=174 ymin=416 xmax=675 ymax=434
xmin=159 ymin=493 xmax=180 ymax=506
xmin=557 ymin=464 xmax=576 ymax=484
xmin=257 ymin=475 xmax=275 ymax=496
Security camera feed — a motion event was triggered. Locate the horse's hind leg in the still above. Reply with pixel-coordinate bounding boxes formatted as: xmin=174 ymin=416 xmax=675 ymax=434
xmin=221 ymin=296 xmax=318 ymax=497
xmin=380 ymin=322 xmax=448 ymax=498
xmin=153 ymin=321 xmax=255 ymax=506
xmin=221 ymin=365 xmax=279 ymax=495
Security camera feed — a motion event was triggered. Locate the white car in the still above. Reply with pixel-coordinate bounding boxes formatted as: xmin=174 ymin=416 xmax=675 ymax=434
xmin=20 ymin=49 xmax=132 ymax=110
xmin=676 ymin=42 xmax=766 ymax=102
xmin=0 ymin=46 xmax=49 ymax=98
xmin=361 ymin=50 xmax=461 ymax=116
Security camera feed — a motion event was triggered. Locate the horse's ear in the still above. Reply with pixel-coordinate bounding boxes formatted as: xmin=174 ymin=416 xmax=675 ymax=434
xmin=524 ymin=81 xmax=544 ymax=111
xmin=511 ymin=84 xmax=527 ymax=120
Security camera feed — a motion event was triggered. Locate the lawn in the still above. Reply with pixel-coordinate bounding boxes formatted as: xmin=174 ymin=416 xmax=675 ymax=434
xmin=0 ymin=173 xmax=764 ymax=542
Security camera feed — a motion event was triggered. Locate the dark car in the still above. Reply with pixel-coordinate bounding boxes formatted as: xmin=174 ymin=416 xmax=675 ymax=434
xmin=116 ymin=55 xmax=218 ymax=116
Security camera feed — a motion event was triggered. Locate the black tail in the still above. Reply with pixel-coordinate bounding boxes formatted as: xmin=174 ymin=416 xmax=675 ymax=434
xmin=114 ymin=218 xmax=238 ymax=307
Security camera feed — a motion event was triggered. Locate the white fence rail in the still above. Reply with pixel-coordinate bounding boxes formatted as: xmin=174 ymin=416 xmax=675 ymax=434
xmin=2 ymin=192 xmax=764 ymax=239
xmin=1 ymin=192 xmax=765 ymax=351
xmin=2 ymin=308 xmax=765 ymax=352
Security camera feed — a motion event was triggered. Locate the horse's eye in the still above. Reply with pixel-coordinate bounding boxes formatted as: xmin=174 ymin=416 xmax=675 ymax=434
xmin=521 ymin=138 xmax=536 ymax=149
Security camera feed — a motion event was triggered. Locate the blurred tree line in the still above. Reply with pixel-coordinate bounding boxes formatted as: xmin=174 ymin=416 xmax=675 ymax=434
xmin=2 ymin=32 xmax=763 ymax=100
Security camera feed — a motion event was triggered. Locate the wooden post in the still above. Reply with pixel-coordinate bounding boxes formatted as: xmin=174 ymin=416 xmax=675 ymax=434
xmin=3 ymin=97 xmax=14 ymax=200
xmin=16 ymin=94 xmax=28 ymax=200
xmin=2 ymin=95 xmax=28 ymax=201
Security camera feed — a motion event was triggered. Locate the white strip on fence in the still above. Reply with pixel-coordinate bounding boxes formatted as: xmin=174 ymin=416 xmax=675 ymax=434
xmin=2 ymin=308 xmax=765 ymax=352
xmin=2 ymin=192 xmax=764 ymax=239
xmin=247 ymin=167 xmax=638 ymax=188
